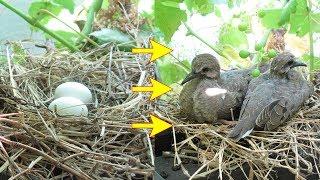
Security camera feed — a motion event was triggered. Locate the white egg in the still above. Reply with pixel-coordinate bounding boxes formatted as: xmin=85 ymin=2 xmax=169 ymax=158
xmin=54 ymin=82 xmax=92 ymax=104
xmin=49 ymin=97 xmax=88 ymax=117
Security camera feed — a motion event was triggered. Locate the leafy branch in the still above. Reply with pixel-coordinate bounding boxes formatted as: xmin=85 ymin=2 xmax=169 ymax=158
xmin=38 ymin=9 xmax=100 ymax=47
xmin=78 ymin=0 xmax=103 ymax=42
xmin=0 ymin=0 xmax=79 ymax=51
xmin=307 ymin=0 xmax=315 ymax=80
xmin=183 ymin=22 xmax=228 ymax=59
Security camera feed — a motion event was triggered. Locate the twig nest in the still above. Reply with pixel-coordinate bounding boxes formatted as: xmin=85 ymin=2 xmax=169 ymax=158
xmin=49 ymin=97 xmax=88 ymax=117
xmin=54 ymin=82 xmax=92 ymax=104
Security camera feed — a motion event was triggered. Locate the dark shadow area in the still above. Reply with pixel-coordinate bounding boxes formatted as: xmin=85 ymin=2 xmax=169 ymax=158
xmin=155 ymin=131 xmax=320 ymax=180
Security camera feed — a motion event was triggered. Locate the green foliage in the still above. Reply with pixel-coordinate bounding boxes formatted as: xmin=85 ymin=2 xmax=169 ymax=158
xmin=101 ymin=0 xmax=109 ymax=9
xmin=184 ymin=0 xmax=214 ymax=15
xmin=267 ymin=49 xmax=277 ymax=58
xmin=155 ymin=0 xmax=187 ymax=42
xmin=259 ymin=9 xmax=282 ymax=28
xmin=255 ymin=43 xmax=263 ymax=51
xmin=47 ymin=31 xmax=78 ymax=48
xmin=28 ymin=1 xmax=63 ymax=25
xmin=157 ymin=58 xmax=190 ymax=85
xmin=259 ymin=0 xmax=320 ymax=37
xmin=214 ymin=5 xmax=221 ymax=17
xmin=90 ymin=28 xmax=132 ymax=44
xmin=261 ymin=55 xmax=270 ymax=62
xmin=220 ymin=45 xmax=251 ymax=68
xmin=52 ymin=0 xmax=75 ymax=13
xmin=278 ymin=0 xmax=297 ymax=26
xmin=90 ymin=28 xmax=134 ymax=51
xmin=11 ymin=43 xmax=27 ymax=64
xmin=238 ymin=23 xmax=248 ymax=32
xmin=302 ymin=55 xmax=320 ymax=72
xmin=28 ymin=0 xmax=80 ymax=49
xmin=219 ymin=24 xmax=248 ymax=50
xmin=289 ymin=10 xmax=320 ymax=36
xmin=257 ymin=10 xmax=266 ymax=18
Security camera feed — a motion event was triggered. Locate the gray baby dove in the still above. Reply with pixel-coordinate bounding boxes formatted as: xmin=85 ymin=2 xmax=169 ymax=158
xmin=228 ymin=52 xmax=313 ymax=141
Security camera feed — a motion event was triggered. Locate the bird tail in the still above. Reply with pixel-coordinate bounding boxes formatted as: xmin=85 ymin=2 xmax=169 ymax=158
xmin=228 ymin=121 xmax=254 ymax=141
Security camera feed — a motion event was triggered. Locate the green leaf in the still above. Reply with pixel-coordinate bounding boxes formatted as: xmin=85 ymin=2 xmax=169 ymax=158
xmin=259 ymin=9 xmax=282 ymax=28
xmin=52 ymin=0 xmax=75 ymax=13
xmin=157 ymin=58 xmax=191 ymax=85
xmin=44 ymin=30 xmax=78 ymax=48
xmin=28 ymin=1 xmax=63 ymax=26
xmin=101 ymin=0 xmax=109 ymax=9
xmin=287 ymin=0 xmax=309 ymax=36
xmin=289 ymin=10 xmax=320 ymax=36
xmin=161 ymin=1 xmax=180 ymax=8
xmin=302 ymin=54 xmax=320 ymax=72
xmin=214 ymin=5 xmax=221 ymax=17
xmin=219 ymin=45 xmax=251 ymax=68
xmin=194 ymin=0 xmax=214 ymax=15
xmin=184 ymin=0 xmax=193 ymax=11
xmin=155 ymin=0 xmax=187 ymax=42
xmin=218 ymin=24 xmax=248 ymax=50
xmin=227 ymin=0 xmax=234 ymax=8
xmin=278 ymin=0 xmax=297 ymax=26
xmin=184 ymin=0 xmax=214 ymax=15
xmin=90 ymin=28 xmax=134 ymax=50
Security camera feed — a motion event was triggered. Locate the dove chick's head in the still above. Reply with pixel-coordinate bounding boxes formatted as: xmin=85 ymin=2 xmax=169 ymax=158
xmin=181 ymin=54 xmax=220 ymax=85
xmin=270 ymin=52 xmax=307 ymax=77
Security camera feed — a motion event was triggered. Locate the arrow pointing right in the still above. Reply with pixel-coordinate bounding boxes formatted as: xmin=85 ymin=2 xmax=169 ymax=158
xmin=131 ymin=115 xmax=172 ymax=137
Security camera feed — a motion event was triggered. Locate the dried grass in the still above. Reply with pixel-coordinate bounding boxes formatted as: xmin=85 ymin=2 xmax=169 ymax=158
xmin=163 ymin=83 xmax=320 ymax=179
xmin=1 ymin=41 xmax=320 ymax=180
xmin=0 ymin=43 xmax=156 ymax=179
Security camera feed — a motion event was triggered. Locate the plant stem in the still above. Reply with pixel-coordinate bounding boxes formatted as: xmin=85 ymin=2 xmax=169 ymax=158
xmin=183 ymin=22 xmax=228 ymax=59
xmin=39 ymin=9 xmax=100 ymax=47
xmin=253 ymin=29 xmax=271 ymax=64
xmin=78 ymin=0 xmax=103 ymax=42
xmin=307 ymin=0 xmax=314 ymax=81
xmin=261 ymin=29 xmax=271 ymax=47
xmin=0 ymin=0 xmax=79 ymax=52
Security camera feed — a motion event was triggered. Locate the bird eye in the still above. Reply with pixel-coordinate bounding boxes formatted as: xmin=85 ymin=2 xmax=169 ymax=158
xmin=287 ymin=61 xmax=294 ymax=65
xmin=202 ymin=68 xmax=210 ymax=72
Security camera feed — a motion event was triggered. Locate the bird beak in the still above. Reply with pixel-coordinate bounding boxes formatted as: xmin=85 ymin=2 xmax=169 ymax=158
xmin=291 ymin=60 xmax=307 ymax=68
xmin=181 ymin=72 xmax=197 ymax=85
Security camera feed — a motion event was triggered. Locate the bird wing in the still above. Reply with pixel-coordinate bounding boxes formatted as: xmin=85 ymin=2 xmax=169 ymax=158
xmin=228 ymin=80 xmax=275 ymax=141
xmin=255 ymin=99 xmax=291 ymax=131
xmin=257 ymin=74 xmax=314 ymax=131
xmin=221 ymin=69 xmax=251 ymax=92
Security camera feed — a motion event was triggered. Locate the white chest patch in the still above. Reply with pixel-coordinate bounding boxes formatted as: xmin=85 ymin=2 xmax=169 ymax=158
xmin=205 ymin=88 xmax=227 ymax=98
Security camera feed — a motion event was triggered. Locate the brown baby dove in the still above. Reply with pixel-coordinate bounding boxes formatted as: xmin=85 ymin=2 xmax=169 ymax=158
xmin=179 ymin=54 xmax=252 ymax=123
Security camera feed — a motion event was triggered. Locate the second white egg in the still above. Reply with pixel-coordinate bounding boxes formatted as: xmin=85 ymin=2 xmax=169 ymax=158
xmin=49 ymin=97 xmax=88 ymax=117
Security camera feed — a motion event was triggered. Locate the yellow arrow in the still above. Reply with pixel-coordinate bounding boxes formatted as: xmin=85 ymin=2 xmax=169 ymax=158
xmin=132 ymin=115 xmax=172 ymax=137
xmin=132 ymin=39 xmax=173 ymax=62
xmin=131 ymin=78 xmax=172 ymax=100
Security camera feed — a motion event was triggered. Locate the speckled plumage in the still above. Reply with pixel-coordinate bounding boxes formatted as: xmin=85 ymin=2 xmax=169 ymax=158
xmin=228 ymin=52 xmax=314 ymax=141
xmin=179 ymin=54 xmax=252 ymax=123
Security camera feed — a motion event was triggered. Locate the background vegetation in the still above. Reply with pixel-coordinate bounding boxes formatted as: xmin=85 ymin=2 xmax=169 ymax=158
xmin=1 ymin=0 xmax=319 ymax=84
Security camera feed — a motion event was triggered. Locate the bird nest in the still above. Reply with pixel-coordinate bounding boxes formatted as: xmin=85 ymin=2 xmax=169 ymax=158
xmin=163 ymin=84 xmax=320 ymax=179
xmin=0 ymin=43 xmax=156 ymax=179
xmin=1 ymin=42 xmax=320 ymax=180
